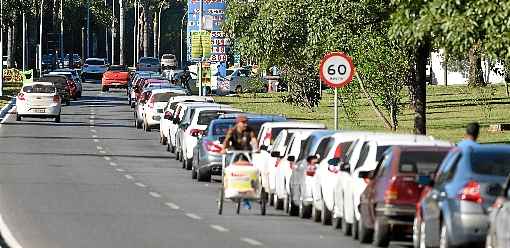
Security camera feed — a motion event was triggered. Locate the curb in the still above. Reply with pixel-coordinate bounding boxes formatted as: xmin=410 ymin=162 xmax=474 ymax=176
xmin=0 ymin=97 xmax=15 ymax=122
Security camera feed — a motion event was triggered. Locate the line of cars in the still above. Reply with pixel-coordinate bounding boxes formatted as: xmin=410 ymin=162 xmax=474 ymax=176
xmin=127 ymin=68 xmax=510 ymax=247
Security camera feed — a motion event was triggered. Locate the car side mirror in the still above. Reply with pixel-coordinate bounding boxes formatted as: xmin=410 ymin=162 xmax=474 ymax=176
xmin=340 ymin=162 xmax=350 ymax=172
xmin=260 ymin=145 xmax=268 ymax=151
xmin=164 ymin=111 xmax=173 ymax=120
xmin=271 ymin=151 xmax=281 ymax=158
xmin=416 ymin=175 xmax=434 ymax=187
xmin=358 ymin=170 xmax=374 ymax=179
xmin=287 ymin=156 xmax=295 ymax=162
xmin=190 ymin=129 xmax=202 ymax=137
xmin=328 ymin=158 xmax=340 ymax=166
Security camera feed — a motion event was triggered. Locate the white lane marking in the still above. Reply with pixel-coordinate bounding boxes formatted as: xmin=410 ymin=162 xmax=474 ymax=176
xmin=89 ymin=119 xmax=94 ymax=122
xmin=90 ymin=129 xmax=97 ymax=133
xmin=99 ymin=150 xmax=106 ymax=154
xmin=90 ymin=115 xmax=95 ymax=119
xmin=103 ymin=156 xmax=111 ymax=161
xmin=92 ymin=135 xmax=98 ymax=138
xmin=241 ymin=238 xmax=263 ymax=246
xmin=109 ymin=162 xmax=118 ymax=167
xmin=89 ymin=125 xmax=94 ymax=128
xmin=115 ymin=168 xmax=125 ymax=172
xmin=0 ymin=212 xmax=24 ymax=248
xmin=135 ymin=182 xmax=146 ymax=188
xmin=124 ymin=174 xmax=134 ymax=180
xmin=1 ymin=106 xmax=16 ymax=124
xmin=185 ymin=213 xmax=202 ymax=220
xmin=204 ymin=184 xmax=209 ymax=187
xmin=96 ymin=146 xmax=103 ymax=150
xmin=93 ymin=139 xmax=99 ymax=142
xmin=165 ymin=202 xmax=180 ymax=210
xmin=210 ymin=225 xmax=229 ymax=232
xmin=149 ymin=192 xmax=162 ymax=198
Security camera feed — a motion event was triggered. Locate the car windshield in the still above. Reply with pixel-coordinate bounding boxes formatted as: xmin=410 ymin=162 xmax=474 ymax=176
xmin=23 ymin=84 xmax=55 ymax=94
xmin=153 ymin=92 xmax=185 ymax=103
xmin=471 ymin=151 xmax=510 ymax=176
xmin=86 ymin=59 xmax=105 ymax=65
xmin=140 ymin=58 xmax=159 ymax=65
xmin=399 ymin=151 xmax=449 ymax=174
xmin=226 ymin=69 xmax=234 ymax=76
xmin=197 ymin=110 xmax=236 ymax=125
xmin=109 ymin=65 xmax=128 ymax=71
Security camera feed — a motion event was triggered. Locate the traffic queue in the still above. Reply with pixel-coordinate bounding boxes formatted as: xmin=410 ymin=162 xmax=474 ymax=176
xmin=125 ymin=68 xmax=510 ymax=248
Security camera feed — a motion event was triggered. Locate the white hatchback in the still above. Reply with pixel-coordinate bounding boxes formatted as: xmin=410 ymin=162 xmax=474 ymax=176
xmin=141 ymin=88 xmax=188 ymax=131
xmin=16 ymin=82 xmax=62 ymax=122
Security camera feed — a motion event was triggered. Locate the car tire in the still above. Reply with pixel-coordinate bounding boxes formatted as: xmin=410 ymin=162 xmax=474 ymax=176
xmin=352 ymin=217 xmax=359 ymax=240
xmin=186 ymin=159 xmax=192 ymax=170
xmin=286 ymin=194 xmax=299 ymax=216
xmin=413 ymin=217 xmax=421 ymax=248
xmin=372 ymin=216 xmax=390 ymax=247
xmin=268 ymin=193 xmax=274 ymax=206
xmin=176 ymin=149 xmax=180 ymax=161
xmin=16 ymin=114 xmax=21 ymax=121
xmin=235 ymin=85 xmax=242 ymax=94
xmin=299 ymin=199 xmax=312 ymax=219
xmin=197 ymin=168 xmax=211 ymax=182
xmin=439 ymin=222 xmax=452 ymax=248
xmin=312 ymin=203 xmax=321 ymax=222
xmin=65 ymin=100 xmax=70 ymax=106
xmin=274 ymin=194 xmax=284 ymax=210
xmin=359 ymin=213 xmax=373 ymax=244
xmin=321 ymin=200 xmax=332 ymax=225
xmin=191 ymin=167 xmax=198 ymax=179
xmin=332 ymin=216 xmax=342 ymax=230
xmin=341 ymin=208 xmax=352 ymax=236
xmin=161 ymin=136 xmax=168 ymax=145
xmin=55 ymin=115 xmax=61 ymax=123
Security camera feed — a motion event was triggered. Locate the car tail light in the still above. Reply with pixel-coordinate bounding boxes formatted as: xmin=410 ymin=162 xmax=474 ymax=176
xmin=17 ymin=93 xmax=25 ymax=101
xmin=83 ymin=64 xmax=88 ymax=68
xmin=189 ymin=128 xmax=202 ymax=136
xmin=204 ymin=140 xmax=223 ymax=153
xmin=53 ymin=95 xmax=60 ymax=103
xmin=458 ymin=180 xmax=483 ymax=204
xmin=384 ymin=177 xmax=399 ymax=203
xmin=306 ymin=163 xmax=317 ymax=176
xmin=492 ymin=196 xmax=505 ymax=209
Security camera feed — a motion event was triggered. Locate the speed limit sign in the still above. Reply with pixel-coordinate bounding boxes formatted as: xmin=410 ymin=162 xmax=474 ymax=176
xmin=319 ymin=52 xmax=355 ymax=88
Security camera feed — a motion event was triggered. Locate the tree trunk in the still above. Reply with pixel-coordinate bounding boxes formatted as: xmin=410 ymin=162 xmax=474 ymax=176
xmin=142 ymin=7 xmax=153 ymax=58
xmin=412 ymin=41 xmax=430 ymax=135
xmin=468 ymin=42 xmax=485 ymax=87
xmin=357 ymin=73 xmax=393 ymax=130
xmin=119 ymin=0 xmax=125 ymax=65
xmin=7 ymin=25 xmax=14 ymax=68
xmin=153 ymin=10 xmax=158 ymax=58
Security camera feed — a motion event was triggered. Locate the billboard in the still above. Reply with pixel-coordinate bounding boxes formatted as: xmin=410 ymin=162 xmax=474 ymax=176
xmin=187 ymin=0 xmax=229 ymax=63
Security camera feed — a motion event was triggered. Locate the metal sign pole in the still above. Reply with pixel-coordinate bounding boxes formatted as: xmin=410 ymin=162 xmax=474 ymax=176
xmin=198 ymin=0 xmax=203 ymax=96
xmin=334 ymin=88 xmax=338 ymax=130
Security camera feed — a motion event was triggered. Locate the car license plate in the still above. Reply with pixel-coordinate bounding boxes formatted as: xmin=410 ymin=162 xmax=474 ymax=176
xmin=33 ymin=108 xmax=46 ymax=113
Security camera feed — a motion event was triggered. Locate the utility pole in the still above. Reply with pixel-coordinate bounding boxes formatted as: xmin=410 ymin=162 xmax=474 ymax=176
xmin=198 ymin=0 xmax=203 ymax=96
xmin=119 ymin=0 xmax=124 ymax=65
xmin=133 ymin=0 xmax=137 ymax=66
xmin=87 ymin=0 xmax=90 ymax=58
xmin=105 ymin=0 xmax=109 ymax=63
xmin=39 ymin=0 xmax=43 ymax=77
xmin=180 ymin=13 xmax=185 ymax=69
xmin=111 ymin=0 xmax=115 ymax=65
xmin=60 ymin=0 xmax=64 ymax=64
xmin=22 ymin=13 xmax=26 ymax=71
xmin=0 ymin=0 xmax=3 ymax=97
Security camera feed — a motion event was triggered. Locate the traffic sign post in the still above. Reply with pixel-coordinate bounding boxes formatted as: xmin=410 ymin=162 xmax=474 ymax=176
xmin=319 ymin=52 xmax=355 ymax=130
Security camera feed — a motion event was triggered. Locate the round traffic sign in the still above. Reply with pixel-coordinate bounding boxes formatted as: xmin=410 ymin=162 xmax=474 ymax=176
xmin=319 ymin=52 xmax=355 ymax=88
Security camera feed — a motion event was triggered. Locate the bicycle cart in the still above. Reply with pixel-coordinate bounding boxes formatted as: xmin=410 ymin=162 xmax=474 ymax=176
xmin=217 ymin=151 xmax=267 ymax=215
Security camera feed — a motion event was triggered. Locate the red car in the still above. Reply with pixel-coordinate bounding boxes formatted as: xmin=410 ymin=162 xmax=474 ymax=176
xmin=358 ymin=145 xmax=451 ymax=247
xmin=101 ymin=65 xmax=130 ymax=92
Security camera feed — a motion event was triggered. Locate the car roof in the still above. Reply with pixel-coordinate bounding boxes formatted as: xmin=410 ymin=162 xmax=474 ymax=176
xmin=219 ymin=113 xmax=286 ymax=121
xmin=85 ymin=58 xmax=104 ymax=61
xmin=463 ymin=144 xmax=510 ymax=154
xmin=260 ymin=121 xmax=326 ymax=129
xmin=24 ymin=81 xmax=53 ymax=86
xmin=392 ymin=145 xmax=453 ymax=152
xmin=150 ymin=88 xmax=187 ymax=94
xmin=169 ymin=96 xmax=214 ymax=103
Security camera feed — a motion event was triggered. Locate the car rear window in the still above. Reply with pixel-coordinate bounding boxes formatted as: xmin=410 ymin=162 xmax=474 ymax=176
xmin=140 ymin=58 xmax=159 ymax=65
xmin=471 ymin=152 xmax=510 ymax=176
xmin=85 ymin=59 xmax=105 ymax=65
xmin=399 ymin=151 xmax=449 ymax=174
xmin=212 ymin=122 xmax=234 ymax=136
xmin=162 ymin=55 xmax=175 ymax=60
xmin=376 ymin=146 xmax=391 ymax=161
xmin=198 ymin=110 xmax=237 ymax=125
xmin=153 ymin=92 xmax=185 ymax=102
xmin=23 ymin=84 xmax=55 ymax=93
xmin=109 ymin=65 xmax=128 ymax=71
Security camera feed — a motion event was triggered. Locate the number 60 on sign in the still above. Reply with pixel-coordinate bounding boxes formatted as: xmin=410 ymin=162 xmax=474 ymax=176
xmin=319 ymin=52 xmax=355 ymax=88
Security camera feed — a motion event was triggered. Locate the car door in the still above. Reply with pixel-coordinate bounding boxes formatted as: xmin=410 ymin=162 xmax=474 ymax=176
xmin=496 ymin=186 xmax=510 ymax=247
xmin=422 ymin=150 xmax=461 ymax=247
xmin=361 ymin=151 xmax=391 ymax=228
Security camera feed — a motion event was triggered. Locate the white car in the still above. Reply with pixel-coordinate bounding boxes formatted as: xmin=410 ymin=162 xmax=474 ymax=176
xmin=216 ymin=67 xmax=251 ymax=95
xmin=160 ymin=54 xmax=178 ymax=70
xmin=252 ymin=122 xmax=327 ymax=201
xmin=333 ymin=134 xmax=451 ymax=237
xmin=141 ymin=88 xmax=188 ymax=131
xmin=179 ymin=106 xmax=241 ymax=170
xmin=49 ymin=70 xmax=83 ymax=98
xmin=160 ymin=96 xmax=214 ymax=147
xmin=81 ymin=58 xmax=108 ymax=82
xmin=311 ymin=131 xmax=370 ymax=225
xmin=16 ymin=82 xmax=62 ymax=122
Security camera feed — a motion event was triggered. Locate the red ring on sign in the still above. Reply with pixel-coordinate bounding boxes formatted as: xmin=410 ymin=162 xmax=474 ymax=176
xmin=319 ymin=52 xmax=355 ymax=89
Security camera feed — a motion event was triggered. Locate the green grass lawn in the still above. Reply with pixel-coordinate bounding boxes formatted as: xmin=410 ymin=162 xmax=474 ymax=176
xmin=0 ymin=86 xmax=21 ymax=109
xmin=214 ymin=85 xmax=510 ymax=144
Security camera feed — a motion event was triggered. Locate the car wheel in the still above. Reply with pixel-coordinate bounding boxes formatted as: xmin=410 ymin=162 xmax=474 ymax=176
xmin=235 ymin=85 xmax=242 ymax=94
xmin=16 ymin=114 xmax=21 ymax=121
xmin=161 ymin=136 xmax=168 ymax=145
xmin=299 ymin=199 xmax=312 ymax=219
xmin=274 ymin=194 xmax=284 ymax=210
xmin=55 ymin=115 xmax=61 ymax=123
xmin=191 ymin=167 xmax=198 ymax=179
xmin=286 ymin=194 xmax=299 ymax=216
xmin=359 ymin=213 xmax=373 ymax=244
xmin=372 ymin=216 xmax=390 ymax=247
xmin=439 ymin=222 xmax=452 ymax=248
xmin=419 ymin=221 xmax=428 ymax=248
xmin=332 ymin=216 xmax=342 ymax=230
xmin=352 ymin=216 xmax=359 ymax=240
xmin=321 ymin=200 xmax=332 ymax=225
xmin=268 ymin=193 xmax=274 ymax=206
xmin=413 ymin=217 xmax=421 ymax=248
xmin=312 ymin=202 xmax=321 ymax=222
xmin=197 ymin=168 xmax=211 ymax=182
xmin=175 ymin=149 xmax=180 ymax=161
xmin=341 ymin=208 xmax=352 ymax=236
xmin=65 ymin=100 xmax=70 ymax=106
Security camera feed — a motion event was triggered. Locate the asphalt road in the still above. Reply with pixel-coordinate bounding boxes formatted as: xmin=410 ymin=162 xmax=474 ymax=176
xmin=0 ymin=82 xmax=410 ymax=248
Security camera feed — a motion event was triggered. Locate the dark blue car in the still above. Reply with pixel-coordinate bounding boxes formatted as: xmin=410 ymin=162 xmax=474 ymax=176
xmin=191 ymin=114 xmax=286 ymax=182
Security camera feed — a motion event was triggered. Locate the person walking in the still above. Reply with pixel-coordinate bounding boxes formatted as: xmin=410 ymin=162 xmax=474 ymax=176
xmin=458 ymin=122 xmax=481 ymax=149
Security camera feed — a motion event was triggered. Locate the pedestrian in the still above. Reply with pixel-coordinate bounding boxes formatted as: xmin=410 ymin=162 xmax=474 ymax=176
xmin=457 ymin=122 xmax=481 ymax=149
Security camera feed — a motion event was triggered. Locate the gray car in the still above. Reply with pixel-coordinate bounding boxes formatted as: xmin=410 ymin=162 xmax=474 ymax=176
xmin=417 ymin=145 xmax=510 ymax=248
xmin=485 ymin=174 xmax=510 ymax=248
xmin=137 ymin=57 xmax=161 ymax=72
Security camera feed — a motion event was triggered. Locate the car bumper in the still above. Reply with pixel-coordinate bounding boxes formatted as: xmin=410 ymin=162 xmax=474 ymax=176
xmin=449 ymin=211 xmax=489 ymax=245
xmin=145 ymin=112 xmax=162 ymax=127
xmin=82 ymin=72 xmax=104 ymax=81
xmin=376 ymin=204 xmax=416 ymax=226
xmin=197 ymin=153 xmax=223 ymax=174
xmin=102 ymin=80 xmax=128 ymax=88
xmin=17 ymin=105 xmax=61 ymax=116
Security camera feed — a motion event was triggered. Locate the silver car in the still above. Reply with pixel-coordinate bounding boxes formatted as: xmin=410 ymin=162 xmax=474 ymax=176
xmin=486 ymin=174 xmax=510 ymax=248
xmin=161 ymin=54 xmax=177 ymax=70
xmin=137 ymin=57 xmax=161 ymax=72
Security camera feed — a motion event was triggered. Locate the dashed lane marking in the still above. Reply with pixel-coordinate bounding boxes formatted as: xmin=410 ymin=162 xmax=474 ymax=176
xmin=124 ymin=174 xmax=134 ymax=180
xmin=104 ymin=156 xmax=111 ymax=161
xmin=99 ymin=150 xmax=106 ymax=154
xmin=241 ymin=238 xmax=263 ymax=246
xmin=149 ymin=192 xmax=162 ymax=198
xmin=92 ymin=135 xmax=98 ymax=138
xmin=90 ymin=129 xmax=97 ymax=133
xmin=210 ymin=225 xmax=229 ymax=232
xmin=115 ymin=168 xmax=125 ymax=172
xmin=109 ymin=162 xmax=118 ymax=167
xmin=165 ymin=202 xmax=180 ymax=210
xmin=185 ymin=213 xmax=202 ymax=220
xmin=135 ymin=182 xmax=146 ymax=188
xmin=93 ymin=139 xmax=99 ymax=142
xmin=96 ymin=146 xmax=103 ymax=150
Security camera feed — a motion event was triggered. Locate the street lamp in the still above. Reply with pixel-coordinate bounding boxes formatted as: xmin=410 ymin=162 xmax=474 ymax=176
xmin=87 ymin=0 xmax=90 ymax=58
xmin=180 ymin=12 xmax=186 ymax=69
xmin=39 ymin=0 xmax=43 ymax=77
